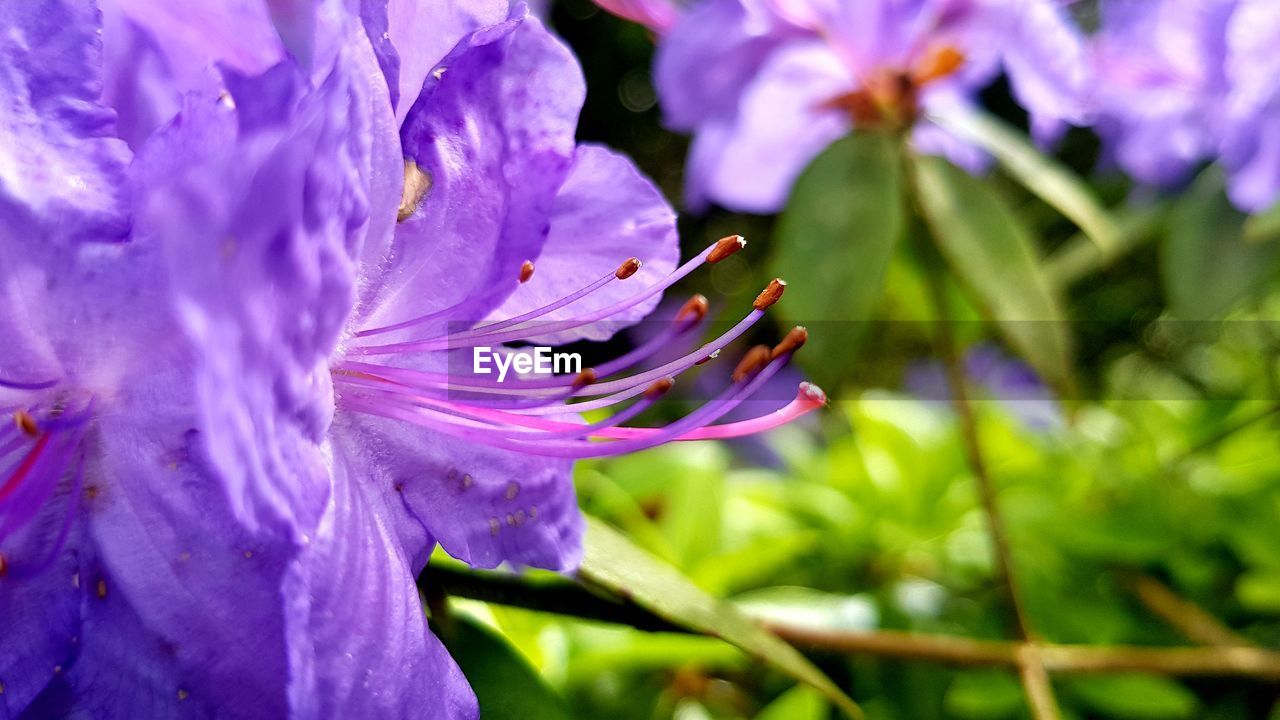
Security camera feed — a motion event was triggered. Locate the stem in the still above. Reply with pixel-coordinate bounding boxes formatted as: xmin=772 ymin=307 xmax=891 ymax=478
xmin=1130 ymin=575 xmax=1252 ymax=648
xmin=420 ymin=562 xmax=1280 ymax=681
xmin=1044 ymin=203 xmax=1165 ymax=288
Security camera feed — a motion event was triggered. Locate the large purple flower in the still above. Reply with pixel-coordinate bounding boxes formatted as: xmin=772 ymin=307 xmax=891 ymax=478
xmin=1 ymin=0 xmax=822 ymax=716
xmin=1092 ymin=0 xmax=1280 ymax=213
xmin=597 ymin=0 xmax=1089 ymax=213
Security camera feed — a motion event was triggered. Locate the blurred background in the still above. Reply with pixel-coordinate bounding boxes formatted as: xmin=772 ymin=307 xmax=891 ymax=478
xmin=423 ymin=2 xmax=1280 ymax=718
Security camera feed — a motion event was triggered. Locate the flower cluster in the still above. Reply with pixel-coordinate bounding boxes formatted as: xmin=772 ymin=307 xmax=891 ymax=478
xmin=0 ymin=0 xmax=819 ymax=716
xmin=1092 ymin=0 xmax=1280 ymax=212
xmin=598 ymin=0 xmax=1090 ymax=212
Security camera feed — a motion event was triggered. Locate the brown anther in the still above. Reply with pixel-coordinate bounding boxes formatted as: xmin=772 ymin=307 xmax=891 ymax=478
xmin=707 ymin=234 xmax=746 ymax=263
xmin=572 ymin=368 xmax=598 ymax=388
xmin=96 ymin=579 xmax=107 ymax=599
xmin=771 ymin=326 xmax=809 ymax=359
xmin=615 ymin=257 xmax=642 ymax=280
xmin=518 ymin=260 xmax=535 ymax=284
xmin=0 ymin=552 xmax=8 ymax=577
xmin=732 ymin=345 xmax=772 ymax=383
xmin=753 ymin=278 xmax=787 ymax=310
xmin=695 ymin=349 xmax=720 ymax=366
xmin=644 ymin=378 xmax=675 ymax=399
xmin=676 ymin=295 xmax=709 ymax=323
xmin=397 ymin=159 xmax=432 ymax=222
xmin=912 ymin=45 xmax=966 ymax=86
xmin=14 ymin=410 xmax=38 ymax=437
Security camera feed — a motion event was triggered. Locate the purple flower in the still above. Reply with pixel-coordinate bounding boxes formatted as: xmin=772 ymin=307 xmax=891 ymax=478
xmin=1 ymin=1 xmax=823 ymax=716
xmin=905 ymin=344 xmax=1063 ymax=431
xmin=1092 ymin=0 xmax=1280 ymax=212
xmin=599 ymin=0 xmax=1089 ymax=213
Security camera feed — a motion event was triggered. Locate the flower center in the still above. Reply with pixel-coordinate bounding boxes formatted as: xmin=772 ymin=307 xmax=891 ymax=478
xmin=330 ymin=235 xmax=826 ymax=458
xmin=821 ymin=45 xmax=966 ymax=129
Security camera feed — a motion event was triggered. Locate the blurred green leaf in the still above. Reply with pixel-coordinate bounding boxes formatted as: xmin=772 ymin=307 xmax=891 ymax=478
xmin=438 ymin=616 xmax=574 ymax=720
xmin=1163 ymin=168 xmax=1280 ymax=319
xmin=579 ymin=517 xmax=866 ymax=719
xmin=943 ymin=671 xmax=1025 ymax=720
xmin=755 ymin=686 xmax=827 ymax=720
xmin=1243 ymin=199 xmax=1280 ymax=243
xmin=911 ymin=155 xmax=1074 ymax=390
xmin=1236 ymin=571 xmax=1280 ymax=614
xmin=1066 ymin=674 xmax=1199 ymax=720
xmin=770 ymin=132 xmax=905 ymax=389
xmin=932 ymin=109 xmax=1122 ymax=257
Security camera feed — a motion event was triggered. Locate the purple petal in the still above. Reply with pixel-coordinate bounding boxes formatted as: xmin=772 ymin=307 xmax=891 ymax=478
xmin=284 ymin=445 xmax=477 ymax=719
xmin=594 ymin=0 xmax=682 ymax=32
xmin=387 ymin=0 xmax=507 ymax=122
xmin=682 ymin=40 xmax=852 ymax=213
xmin=362 ymin=8 xmax=583 ymax=334
xmin=483 ymin=144 xmax=680 ymax=343
xmin=655 ymin=0 xmax=801 ymax=131
xmin=1222 ymin=101 xmax=1280 ymax=213
xmin=333 ymin=412 xmax=583 ymax=572
xmin=0 ymin=0 xmax=132 ymax=244
xmin=993 ymin=0 xmax=1090 ymax=127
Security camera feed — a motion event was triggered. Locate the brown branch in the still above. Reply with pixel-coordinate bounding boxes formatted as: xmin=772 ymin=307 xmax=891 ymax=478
xmin=1131 ymin=575 xmax=1252 ymax=648
xmin=767 ymin=623 xmax=1280 ymax=681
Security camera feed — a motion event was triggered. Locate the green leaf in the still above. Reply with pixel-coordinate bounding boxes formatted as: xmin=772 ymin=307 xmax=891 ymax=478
xmin=1243 ymin=198 xmax=1280 ymax=243
xmin=578 ymin=517 xmax=865 ymax=720
xmin=755 ymin=686 xmax=827 ymax=720
xmin=769 ymin=132 xmax=905 ymax=389
xmin=911 ymin=155 xmax=1074 ymax=390
xmin=437 ymin=615 xmax=574 ymax=720
xmin=931 ymin=109 xmax=1122 ymax=257
xmin=1066 ymin=674 xmax=1199 ymax=720
xmin=1162 ymin=168 xmax=1280 ymax=319
xmin=943 ymin=671 xmax=1025 ymax=720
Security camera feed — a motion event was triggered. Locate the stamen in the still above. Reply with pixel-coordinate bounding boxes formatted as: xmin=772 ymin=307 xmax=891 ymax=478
xmin=912 ymin=45 xmax=965 ymax=85
xmin=771 ymin=326 xmax=808 ymax=359
xmin=732 ymin=345 xmax=772 ymax=383
xmin=397 ymin=159 xmax=432 ymax=222
xmin=14 ymin=410 xmax=38 ymax=438
xmin=519 ymin=260 xmax=536 ymax=284
xmin=0 ymin=434 xmax=51 ymax=502
xmin=707 ymin=234 xmax=746 ymax=263
xmin=753 ymin=278 xmax=787 ymax=310
xmin=615 ymin=257 xmax=642 ymax=279
xmin=676 ymin=294 xmax=710 ymax=322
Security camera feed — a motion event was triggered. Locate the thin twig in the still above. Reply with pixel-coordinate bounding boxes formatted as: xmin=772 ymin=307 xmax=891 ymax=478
xmin=1130 ymin=575 xmax=1252 ymax=648
xmin=422 ymin=563 xmax=1280 ymax=682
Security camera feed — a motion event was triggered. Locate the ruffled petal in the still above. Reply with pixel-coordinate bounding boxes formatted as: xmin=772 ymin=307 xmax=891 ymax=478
xmin=284 ymin=444 xmax=477 ymax=719
xmin=362 ymin=7 xmax=583 ymax=334
xmin=333 ymin=412 xmax=583 ymax=572
xmin=682 ymin=40 xmax=852 ymax=213
xmin=654 ymin=0 xmax=799 ymax=130
xmin=483 ymin=144 xmax=680 ymax=343
xmin=0 ymin=0 xmax=132 ymax=245
xmin=989 ymin=0 xmax=1090 ymax=128
xmin=387 ymin=0 xmax=507 ymax=122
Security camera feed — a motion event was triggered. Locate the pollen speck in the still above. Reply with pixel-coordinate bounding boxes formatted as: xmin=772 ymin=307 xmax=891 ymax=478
xmin=529 ymin=505 xmax=539 ymax=519
xmin=178 ymin=689 xmax=190 ymax=702
xmin=505 ymin=513 xmax=517 ymax=527
xmin=461 ymin=473 xmax=474 ymax=490
xmin=489 ymin=517 xmax=501 ymax=536
xmin=505 ymin=482 xmax=520 ymax=501
xmin=243 ymin=550 xmax=253 ymax=559
xmin=14 ymin=410 xmax=38 ymax=437
xmin=71 ymin=572 xmax=78 ymax=588
xmin=96 ymin=579 xmax=107 ymax=599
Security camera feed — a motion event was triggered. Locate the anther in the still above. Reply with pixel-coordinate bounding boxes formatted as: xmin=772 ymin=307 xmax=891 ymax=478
xmin=0 ymin=553 xmax=8 ymax=577
xmin=676 ymin=295 xmax=709 ymax=323
xmin=96 ymin=579 xmax=107 ymax=599
xmin=14 ymin=410 xmax=38 ymax=437
xmin=615 ymin=257 xmax=642 ymax=280
xmin=732 ymin=345 xmax=772 ymax=383
xmin=753 ymin=278 xmax=787 ymax=310
xmin=397 ymin=159 xmax=432 ymax=222
xmin=572 ymin=369 xmax=598 ymax=388
xmin=519 ymin=260 xmax=536 ymax=284
xmin=913 ymin=45 xmax=965 ymax=85
xmin=771 ymin=326 xmax=809 ymax=359
xmin=178 ymin=689 xmax=190 ymax=702
xmin=644 ymin=378 xmax=675 ymax=399
xmin=708 ymin=235 xmax=747 ymax=263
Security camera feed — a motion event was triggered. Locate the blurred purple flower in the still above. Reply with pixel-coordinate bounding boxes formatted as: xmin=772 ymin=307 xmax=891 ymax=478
xmin=1092 ymin=0 xmax=1280 ymax=213
xmin=598 ymin=0 xmax=1090 ymax=213
xmin=905 ymin=345 xmax=1063 ymax=431
xmin=1 ymin=0 xmax=824 ymax=716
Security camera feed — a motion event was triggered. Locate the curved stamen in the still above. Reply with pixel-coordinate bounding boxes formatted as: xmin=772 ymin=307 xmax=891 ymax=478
xmin=0 ymin=377 xmax=58 ymax=391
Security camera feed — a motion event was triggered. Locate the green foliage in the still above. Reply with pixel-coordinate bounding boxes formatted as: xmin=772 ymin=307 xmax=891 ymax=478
xmin=769 ymin=133 xmax=905 ymax=389
xmin=911 ymin=154 xmax=1075 ymax=391
xmin=438 ymin=615 xmax=575 ymax=720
